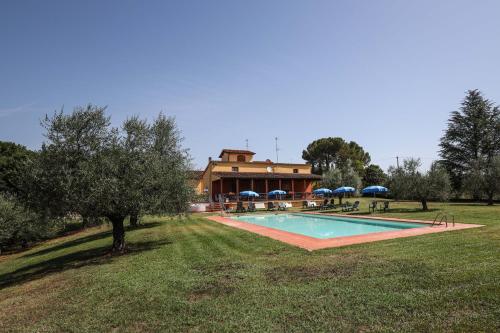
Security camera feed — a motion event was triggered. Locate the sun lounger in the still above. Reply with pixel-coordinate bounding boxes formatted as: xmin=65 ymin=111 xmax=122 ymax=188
xmin=248 ymin=202 xmax=256 ymax=212
xmin=236 ymin=201 xmax=246 ymax=213
xmin=379 ymin=201 xmax=389 ymax=212
xmin=320 ymin=199 xmax=329 ymax=210
xmin=342 ymin=200 xmax=360 ymax=212
xmin=267 ymin=202 xmax=276 ymax=211
xmin=328 ymin=199 xmax=337 ymax=209
xmin=278 ymin=202 xmax=290 ymax=211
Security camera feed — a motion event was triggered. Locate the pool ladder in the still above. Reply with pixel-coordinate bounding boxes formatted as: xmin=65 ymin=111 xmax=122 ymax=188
xmin=432 ymin=213 xmax=455 ymax=227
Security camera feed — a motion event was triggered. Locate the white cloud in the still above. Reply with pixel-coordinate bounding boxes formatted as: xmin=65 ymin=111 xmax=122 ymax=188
xmin=0 ymin=103 xmax=37 ymax=118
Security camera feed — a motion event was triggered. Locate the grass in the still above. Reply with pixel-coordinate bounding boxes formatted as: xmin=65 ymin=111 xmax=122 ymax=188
xmin=0 ymin=201 xmax=499 ymax=332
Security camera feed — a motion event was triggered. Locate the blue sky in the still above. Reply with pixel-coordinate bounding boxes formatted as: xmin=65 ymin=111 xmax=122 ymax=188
xmin=1 ymin=0 xmax=499 ymax=171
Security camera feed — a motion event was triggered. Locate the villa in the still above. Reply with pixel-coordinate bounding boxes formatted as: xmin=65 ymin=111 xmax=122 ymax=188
xmin=192 ymin=149 xmax=322 ymax=208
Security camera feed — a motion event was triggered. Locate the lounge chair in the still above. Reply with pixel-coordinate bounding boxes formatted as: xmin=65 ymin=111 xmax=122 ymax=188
xmin=307 ymin=201 xmax=318 ymax=209
xmin=320 ymin=199 xmax=329 ymax=210
xmin=342 ymin=201 xmax=360 ymax=212
xmin=379 ymin=201 xmax=389 ymax=212
xmin=369 ymin=201 xmax=377 ymax=213
xmin=278 ymin=202 xmax=288 ymax=211
xmin=248 ymin=202 xmax=256 ymax=212
xmin=329 ymin=198 xmax=337 ymax=209
xmin=267 ymin=202 xmax=276 ymax=211
xmin=302 ymin=201 xmax=308 ymax=209
xmin=236 ymin=201 xmax=246 ymax=213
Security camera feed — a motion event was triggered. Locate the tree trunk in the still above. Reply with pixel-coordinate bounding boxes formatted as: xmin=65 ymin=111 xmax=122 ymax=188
xmin=487 ymin=192 xmax=494 ymax=206
xmin=129 ymin=211 xmax=139 ymax=227
xmin=421 ymin=198 xmax=428 ymax=211
xmin=109 ymin=215 xmax=126 ymax=252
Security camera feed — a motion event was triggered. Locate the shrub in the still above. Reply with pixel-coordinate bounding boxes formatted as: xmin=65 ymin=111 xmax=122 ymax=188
xmin=0 ymin=194 xmax=61 ymax=253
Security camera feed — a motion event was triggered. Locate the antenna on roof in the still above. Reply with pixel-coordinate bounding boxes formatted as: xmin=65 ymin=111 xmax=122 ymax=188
xmin=245 ymin=139 xmax=249 ymax=150
xmin=275 ymin=137 xmax=279 ymax=163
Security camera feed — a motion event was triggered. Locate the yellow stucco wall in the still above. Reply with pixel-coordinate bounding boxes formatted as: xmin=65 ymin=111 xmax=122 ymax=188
xmin=194 ymin=160 xmax=313 ymax=194
xmin=194 ymin=179 xmax=204 ymax=193
xmin=221 ymin=152 xmax=254 ymax=162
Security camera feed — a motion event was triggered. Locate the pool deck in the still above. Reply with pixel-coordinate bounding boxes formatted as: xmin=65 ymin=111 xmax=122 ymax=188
xmin=206 ymin=213 xmax=483 ymax=251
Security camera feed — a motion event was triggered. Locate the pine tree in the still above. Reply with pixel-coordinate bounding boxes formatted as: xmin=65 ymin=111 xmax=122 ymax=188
xmin=439 ymin=90 xmax=500 ymax=195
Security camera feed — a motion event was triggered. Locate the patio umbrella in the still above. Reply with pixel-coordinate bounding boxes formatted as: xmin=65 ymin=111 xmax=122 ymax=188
xmin=313 ymin=188 xmax=333 ymax=196
xmin=239 ymin=191 xmax=260 ymax=199
xmin=332 ymin=186 xmax=356 ymax=204
xmin=332 ymin=186 xmax=356 ymax=194
xmin=362 ymin=185 xmax=388 ymax=197
xmin=268 ymin=190 xmax=286 ymax=196
xmin=268 ymin=189 xmax=286 ymax=200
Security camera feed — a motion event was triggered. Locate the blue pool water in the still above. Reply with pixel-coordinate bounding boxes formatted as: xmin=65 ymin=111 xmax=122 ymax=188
xmin=232 ymin=213 xmax=426 ymax=239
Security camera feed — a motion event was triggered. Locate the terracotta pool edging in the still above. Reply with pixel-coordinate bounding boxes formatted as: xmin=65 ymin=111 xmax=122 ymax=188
xmin=206 ymin=213 xmax=483 ymax=251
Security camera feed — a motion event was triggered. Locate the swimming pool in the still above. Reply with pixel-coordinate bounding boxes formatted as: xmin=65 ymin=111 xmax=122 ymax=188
xmin=232 ymin=213 xmax=427 ymax=239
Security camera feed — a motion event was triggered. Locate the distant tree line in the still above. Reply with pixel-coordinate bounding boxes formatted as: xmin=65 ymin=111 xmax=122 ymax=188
xmin=0 ymin=105 xmax=193 ymax=253
xmin=304 ymin=89 xmax=500 ymax=209
xmin=302 ymin=137 xmax=386 ymax=191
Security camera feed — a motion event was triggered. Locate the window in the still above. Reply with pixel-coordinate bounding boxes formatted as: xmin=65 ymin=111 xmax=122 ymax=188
xmin=293 ymin=169 xmax=299 ymax=174
xmin=237 ymin=155 xmax=246 ymax=162
xmin=232 ymin=166 xmax=239 ymax=172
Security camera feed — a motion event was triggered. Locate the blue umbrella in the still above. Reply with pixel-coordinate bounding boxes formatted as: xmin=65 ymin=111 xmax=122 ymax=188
xmin=239 ymin=190 xmax=260 ymax=197
xmin=362 ymin=186 xmax=388 ymax=196
xmin=268 ymin=189 xmax=286 ymax=199
xmin=333 ymin=186 xmax=356 ymax=194
xmin=268 ymin=190 xmax=286 ymax=196
xmin=313 ymin=188 xmax=333 ymax=195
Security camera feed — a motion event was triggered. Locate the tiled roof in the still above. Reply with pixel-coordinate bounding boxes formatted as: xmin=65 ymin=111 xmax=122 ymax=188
xmin=219 ymin=149 xmax=255 ymax=158
xmin=213 ymin=172 xmax=322 ymax=180
xmin=188 ymin=170 xmax=204 ymax=179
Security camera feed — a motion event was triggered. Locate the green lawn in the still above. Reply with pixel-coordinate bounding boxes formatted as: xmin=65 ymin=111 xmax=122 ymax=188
xmin=1 ymin=201 xmax=499 ymax=332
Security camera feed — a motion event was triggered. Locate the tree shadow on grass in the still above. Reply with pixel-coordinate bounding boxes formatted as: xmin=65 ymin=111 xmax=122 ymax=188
xmin=23 ymin=231 xmax=113 ymax=258
xmin=125 ymin=222 xmax=162 ymax=231
xmin=23 ymin=222 xmax=162 ymax=258
xmin=0 ymin=238 xmax=172 ymax=290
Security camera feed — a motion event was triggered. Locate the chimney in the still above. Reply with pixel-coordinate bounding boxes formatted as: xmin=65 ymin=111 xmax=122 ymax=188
xmin=208 ymin=157 xmax=212 ymax=163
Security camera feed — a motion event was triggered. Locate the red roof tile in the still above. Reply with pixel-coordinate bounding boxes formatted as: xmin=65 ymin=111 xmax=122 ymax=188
xmin=219 ymin=149 xmax=255 ymax=158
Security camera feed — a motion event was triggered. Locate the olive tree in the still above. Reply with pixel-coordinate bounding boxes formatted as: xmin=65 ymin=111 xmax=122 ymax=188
xmin=463 ymin=156 xmax=500 ymax=205
xmin=0 ymin=194 xmax=53 ymax=254
xmin=30 ymin=105 xmax=193 ymax=252
xmin=387 ymin=158 xmax=451 ymax=210
xmin=88 ymin=113 xmax=193 ymax=251
xmin=320 ymin=159 xmax=361 ymax=204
